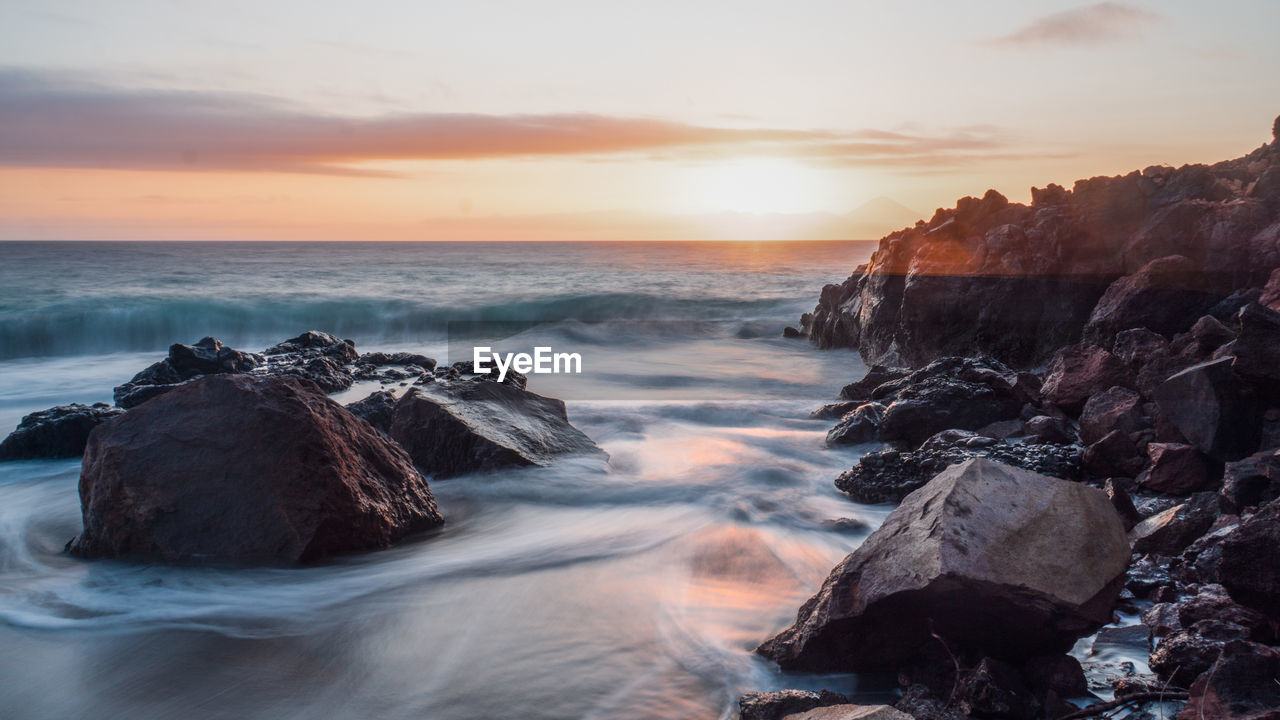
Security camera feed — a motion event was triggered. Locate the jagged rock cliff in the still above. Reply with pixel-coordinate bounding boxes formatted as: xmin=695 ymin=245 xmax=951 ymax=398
xmin=803 ymin=116 xmax=1280 ymax=368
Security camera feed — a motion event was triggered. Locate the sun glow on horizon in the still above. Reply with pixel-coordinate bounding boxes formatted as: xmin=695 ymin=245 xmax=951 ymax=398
xmin=682 ymin=158 xmax=838 ymax=215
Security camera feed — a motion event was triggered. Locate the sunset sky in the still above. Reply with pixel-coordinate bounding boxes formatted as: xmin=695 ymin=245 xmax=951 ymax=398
xmin=1 ymin=1 xmax=1277 ymax=241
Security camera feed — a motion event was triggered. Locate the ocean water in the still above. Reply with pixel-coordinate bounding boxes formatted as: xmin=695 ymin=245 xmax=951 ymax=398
xmin=0 ymin=240 xmax=900 ymax=720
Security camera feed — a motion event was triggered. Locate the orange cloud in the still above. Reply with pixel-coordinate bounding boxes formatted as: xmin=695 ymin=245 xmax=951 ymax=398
xmin=0 ymin=69 xmax=1018 ymax=175
xmin=984 ymin=2 xmax=1161 ymax=48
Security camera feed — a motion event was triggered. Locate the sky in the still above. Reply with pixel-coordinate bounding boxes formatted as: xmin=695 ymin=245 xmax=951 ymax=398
xmin=0 ymin=0 xmax=1277 ymax=241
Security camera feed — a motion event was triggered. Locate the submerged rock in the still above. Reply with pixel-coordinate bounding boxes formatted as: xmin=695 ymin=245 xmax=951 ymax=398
xmin=69 ymin=374 xmax=442 ymax=563
xmin=0 ymin=403 xmax=124 ymax=460
xmin=389 ymin=380 xmax=602 ymax=478
xmin=760 ymin=458 xmax=1129 ymax=673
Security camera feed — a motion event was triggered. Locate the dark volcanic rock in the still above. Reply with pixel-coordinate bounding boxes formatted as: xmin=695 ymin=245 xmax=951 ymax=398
xmin=69 ymin=375 xmax=443 ymax=563
xmin=1176 ymin=640 xmax=1280 ymax=720
xmin=1149 ymin=628 xmax=1232 ymax=687
xmin=1042 ymin=344 xmax=1134 ymax=415
xmin=264 ymin=330 xmax=358 ymax=362
xmin=800 ymin=117 xmax=1280 ymax=369
xmin=738 ymin=690 xmax=850 ymax=720
xmin=1083 ymin=429 xmax=1145 ymax=478
xmin=1080 ymin=386 xmax=1145 ymax=445
xmin=389 ymin=380 xmax=602 ymax=478
xmin=1129 ymin=493 xmax=1219 ymax=556
xmin=839 ymin=365 xmax=910 ymax=402
xmin=1231 ymin=302 xmax=1280 ymax=393
xmin=1153 ymin=358 xmax=1261 ymax=461
xmin=276 ymin=355 xmax=354 ymax=393
xmin=872 ymin=357 xmax=1027 ymax=447
xmin=1083 ymin=255 xmax=1223 ymax=347
xmin=825 ymin=403 xmax=884 ymax=446
xmin=761 ymin=459 xmax=1129 ymax=673
xmin=1203 ymin=501 xmax=1280 ymax=617
xmin=345 ymin=390 xmax=398 ymax=433
xmin=834 ymin=440 xmax=1080 ymax=504
xmin=360 ymin=351 xmax=437 ymax=370
xmin=113 ymin=336 xmax=262 ymax=408
xmin=0 ymin=403 xmax=125 ymax=460
xmin=1221 ymin=449 xmax=1280 ymax=513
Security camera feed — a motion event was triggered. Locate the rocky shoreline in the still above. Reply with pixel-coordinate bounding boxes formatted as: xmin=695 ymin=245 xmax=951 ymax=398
xmin=747 ymin=117 xmax=1280 ymax=719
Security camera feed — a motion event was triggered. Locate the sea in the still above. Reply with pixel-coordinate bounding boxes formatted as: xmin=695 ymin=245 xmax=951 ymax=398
xmin=0 ymin=240 xmax=899 ymax=720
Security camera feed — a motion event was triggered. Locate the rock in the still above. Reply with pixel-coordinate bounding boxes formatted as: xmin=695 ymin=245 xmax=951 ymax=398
xmin=0 ymin=403 xmax=125 ymax=460
xmin=834 ymin=441 xmax=1081 ymax=504
xmin=1149 ymin=628 xmax=1228 ymax=686
xmin=1153 ymin=358 xmax=1261 ymax=461
xmin=1105 ymin=479 xmax=1143 ymax=530
xmin=894 ymin=685 xmax=967 ymax=720
xmin=450 ymin=360 xmax=529 ymax=390
xmin=952 ymin=658 xmax=1040 ymax=720
xmin=1083 ymin=429 xmax=1145 ymax=478
xmin=825 ymin=403 xmax=884 ymax=446
xmin=1091 ymin=624 xmax=1152 ymax=657
xmin=1042 ymin=344 xmax=1134 ymax=415
xmin=360 ymin=351 xmax=437 ymax=370
xmin=1129 ymin=493 xmax=1219 ymax=555
xmin=68 ymin=375 xmax=443 ymax=563
xmin=783 ymin=706 xmax=912 ymax=720
xmin=978 ymin=418 xmax=1026 ymax=440
xmin=1143 ymin=603 xmax=1182 ymax=637
xmin=276 ymin=355 xmax=354 ymax=393
xmin=810 ymin=402 xmax=860 ymax=421
xmin=1127 ymin=555 xmax=1175 ymax=598
xmin=1207 ymin=501 xmax=1280 ymax=617
xmin=1231 ymin=303 xmax=1280 ymax=393
xmin=839 ymin=365 xmax=910 ymax=402
xmin=760 ymin=459 xmax=1130 ymax=672
xmin=1113 ymin=328 xmax=1171 ymax=371
xmin=1176 ymin=640 xmax=1280 ymax=720
xmin=345 ymin=390 xmax=398 ymax=433
xmin=1176 ymin=584 xmax=1276 ymax=643
xmin=875 ymin=357 xmax=1026 ymax=447
xmin=1080 ymin=386 xmax=1146 ymax=445
xmin=782 ymin=326 xmax=805 ymax=339
xmin=264 ymin=330 xmax=358 ymax=362
xmin=389 ymin=380 xmax=602 ymax=479
xmin=1083 ymin=255 xmax=1224 ymax=347
xmin=113 ymin=336 xmax=262 ymax=408
xmin=738 ymin=690 xmax=849 ymax=720
xmin=1221 ymin=449 xmax=1280 ymax=513
xmin=1025 ymin=415 xmax=1074 ymax=444
xmin=1141 ymin=443 xmax=1217 ymax=495
xmin=1260 ymin=268 xmax=1280 ymax=313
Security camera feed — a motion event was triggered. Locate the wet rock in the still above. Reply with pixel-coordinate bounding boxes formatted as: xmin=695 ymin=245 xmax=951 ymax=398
xmin=761 ymin=459 xmax=1130 ymax=673
xmin=834 ymin=440 xmax=1081 ymax=504
xmin=1083 ymin=429 xmax=1145 ymax=478
xmin=1130 ymin=493 xmax=1219 ymax=556
xmin=1143 ymin=603 xmax=1182 ymax=637
xmin=1127 ymin=554 xmax=1176 ymax=598
xmin=1083 ymin=255 xmax=1224 ymax=348
xmin=1176 ymin=584 xmax=1276 ymax=643
xmin=781 ymin=705 xmax=911 ymax=720
xmin=0 ymin=403 xmax=125 ymax=460
xmin=1042 ymin=344 xmax=1134 ymax=415
xmin=389 ymin=380 xmax=602 ymax=479
xmin=1221 ymin=449 xmax=1280 ymax=513
xmin=360 ymin=351 xmax=437 ymax=370
xmin=825 ymin=403 xmax=884 ymax=446
xmin=1153 ymin=358 xmax=1260 ymax=461
xmin=782 ymin=326 xmax=805 ymax=339
xmin=69 ymin=375 xmax=443 ymax=563
xmin=113 ymin=336 xmax=262 ymax=408
xmin=1203 ymin=501 xmax=1280 ymax=617
xmin=275 ymin=355 xmax=354 ymax=393
xmin=264 ymin=330 xmax=358 ymax=363
xmin=1176 ymin=640 xmax=1280 ymax=720
xmin=1149 ymin=628 xmax=1228 ymax=686
xmin=1141 ymin=443 xmax=1217 ymax=495
xmin=450 ymin=360 xmax=529 ymax=390
xmin=1113 ymin=328 xmax=1171 ymax=371
xmin=345 ymin=390 xmax=398 ymax=433
xmin=874 ymin=358 xmax=1026 ymax=447
xmin=839 ymin=365 xmax=910 ymax=402
xmin=893 ymin=685 xmax=967 ymax=720
xmin=1105 ymin=478 xmax=1143 ymax=530
xmin=810 ymin=402 xmax=860 ymax=421
xmin=1080 ymin=386 xmax=1146 ymax=445
xmin=738 ymin=689 xmax=849 ymax=720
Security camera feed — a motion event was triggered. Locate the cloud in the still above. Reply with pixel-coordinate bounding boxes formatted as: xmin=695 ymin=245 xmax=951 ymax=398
xmin=985 ymin=2 xmax=1161 ymax=48
xmin=0 ymin=68 xmax=1017 ymax=175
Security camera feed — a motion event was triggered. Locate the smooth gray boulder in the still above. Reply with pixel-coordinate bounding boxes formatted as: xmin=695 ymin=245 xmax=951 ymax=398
xmin=758 ymin=458 xmax=1130 ymax=672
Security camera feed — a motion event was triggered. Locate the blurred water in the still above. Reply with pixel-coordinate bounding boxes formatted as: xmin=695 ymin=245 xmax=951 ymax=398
xmin=0 ymin=240 xmax=893 ymax=719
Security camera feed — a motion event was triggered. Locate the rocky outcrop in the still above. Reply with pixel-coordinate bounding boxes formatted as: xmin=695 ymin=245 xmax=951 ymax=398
xmin=389 ymin=380 xmax=602 ymax=478
xmin=802 ymin=116 xmax=1280 ymax=368
xmin=0 ymin=403 xmax=124 ymax=460
xmin=759 ymin=459 xmax=1129 ymax=673
xmin=69 ymin=374 xmax=443 ymax=563
xmin=113 ymin=336 xmax=262 ymax=408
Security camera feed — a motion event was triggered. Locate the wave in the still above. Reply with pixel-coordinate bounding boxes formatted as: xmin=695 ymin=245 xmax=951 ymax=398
xmin=0 ymin=292 xmax=808 ymax=360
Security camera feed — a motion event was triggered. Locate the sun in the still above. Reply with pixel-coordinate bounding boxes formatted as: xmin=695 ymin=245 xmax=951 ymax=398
xmin=685 ymin=158 xmax=831 ymax=214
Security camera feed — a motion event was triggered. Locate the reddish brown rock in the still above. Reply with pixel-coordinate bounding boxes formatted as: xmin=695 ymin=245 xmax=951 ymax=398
xmin=1083 ymin=255 xmax=1223 ymax=347
xmin=1079 ymin=386 xmax=1145 ymax=445
xmin=69 ymin=374 xmax=443 ymax=564
xmin=1083 ymin=429 xmax=1145 ymax=478
xmin=1141 ymin=442 xmax=1216 ymax=495
xmin=1042 ymin=344 xmax=1134 ymax=415
xmin=1153 ymin=357 xmax=1261 ymax=461
xmin=1176 ymin=640 xmax=1280 ymax=720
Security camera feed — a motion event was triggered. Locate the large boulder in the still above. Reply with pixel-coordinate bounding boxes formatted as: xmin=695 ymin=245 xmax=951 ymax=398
xmin=1153 ymin=358 xmax=1260 ymax=461
xmin=1083 ymin=255 xmax=1223 ymax=347
xmin=1221 ymin=449 xmax=1280 ymax=512
xmin=869 ymin=357 xmax=1027 ymax=447
xmin=389 ymin=380 xmax=602 ymax=478
xmin=1176 ymin=640 xmax=1280 ymax=720
xmin=1141 ymin=442 xmax=1216 ymax=495
xmin=0 ymin=403 xmax=124 ymax=460
xmin=69 ymin=375 xmax=443 ymax=563
xmin=760 ymin=458 xmax=1129 ymax=672
xmin=1079 ymin=386 xmax=1145 ymax=445
xmin=1205 ymin=501 xmax=1280 ymax=617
